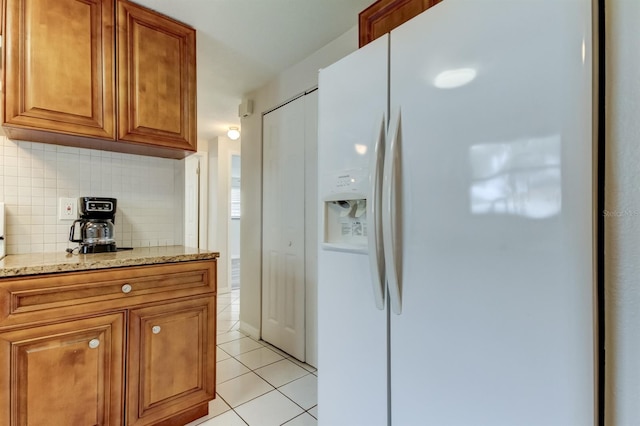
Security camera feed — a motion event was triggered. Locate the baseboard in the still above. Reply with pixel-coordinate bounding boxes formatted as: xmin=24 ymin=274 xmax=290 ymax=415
xmin=239 ymin=321 xmax=260 ymax=340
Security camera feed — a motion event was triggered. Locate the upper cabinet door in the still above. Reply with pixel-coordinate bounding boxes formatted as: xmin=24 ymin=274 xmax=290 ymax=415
xmin=358 ymin=0 xmax=442 ymax=47
xmin=4 ymin=0 xmax=115 ymax=138
xmin=117 ymin=0 xmax=197 ymax=152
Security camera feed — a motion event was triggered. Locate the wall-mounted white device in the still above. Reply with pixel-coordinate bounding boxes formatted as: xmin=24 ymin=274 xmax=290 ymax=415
xmin=238 ymin=99 xmax=254 ymax=118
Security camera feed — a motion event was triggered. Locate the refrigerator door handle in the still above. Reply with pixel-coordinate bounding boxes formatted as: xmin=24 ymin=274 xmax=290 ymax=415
xmin=367 ymin=115 xmax=386 ymax=310
xmin=383 ymin=108 xmax=402 ymax=315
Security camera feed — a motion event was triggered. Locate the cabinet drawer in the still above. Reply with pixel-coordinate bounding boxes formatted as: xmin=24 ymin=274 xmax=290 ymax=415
xmin=0 ymin=260 xmax=216 ymax=327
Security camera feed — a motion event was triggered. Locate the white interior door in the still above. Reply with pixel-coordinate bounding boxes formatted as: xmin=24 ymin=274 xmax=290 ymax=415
xmin=230 ymin=154 xmax=241 ymax=289
xmin=262 ymin=97 xmax=306 ymax=360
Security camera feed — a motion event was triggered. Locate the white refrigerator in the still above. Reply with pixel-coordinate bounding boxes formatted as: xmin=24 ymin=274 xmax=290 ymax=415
xmin=317 ymin=0 xmax=596 ymax=425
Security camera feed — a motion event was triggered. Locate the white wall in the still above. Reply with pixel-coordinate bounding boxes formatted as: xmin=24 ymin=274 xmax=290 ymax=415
xmin=239 ymin=26 xmax=360 ymax=338
xmin=0 ymin=136 xmax=184 ymax=254
xmin=604 ymin=0 xmax=640 ymax=424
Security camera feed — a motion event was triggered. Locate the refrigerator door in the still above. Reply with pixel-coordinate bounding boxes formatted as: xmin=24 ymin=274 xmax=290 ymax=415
xmin=389 ymin=1 xmax=594 ymax=425
xmin=317 ymin=34 xmax=389 ymax=426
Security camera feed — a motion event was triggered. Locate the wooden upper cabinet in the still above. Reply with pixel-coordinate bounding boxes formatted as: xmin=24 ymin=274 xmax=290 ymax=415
xmin=117 ymin=0 xmax=197 ymax=153
xmin=2 ymin=0 xmax=196 ymax=159
xmin=3 ymin=0 xmax=116 ymax=138
xmin=359 ymin=0 xmax=443 ymax=47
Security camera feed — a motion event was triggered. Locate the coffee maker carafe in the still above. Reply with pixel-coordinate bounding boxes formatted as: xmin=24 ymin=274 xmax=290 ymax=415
xmin=69 ymin=197 xmax=117 ymax=253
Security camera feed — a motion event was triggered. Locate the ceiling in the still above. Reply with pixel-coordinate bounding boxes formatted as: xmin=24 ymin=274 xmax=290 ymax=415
xmin=132 ymin=0 xmax=376 ymax=142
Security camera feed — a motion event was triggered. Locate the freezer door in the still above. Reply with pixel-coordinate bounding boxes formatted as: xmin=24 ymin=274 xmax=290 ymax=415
xmin=388 ymin=0 xmax=594 ymax=425
xmin=317 ymin=34 xmax=389 ymax=426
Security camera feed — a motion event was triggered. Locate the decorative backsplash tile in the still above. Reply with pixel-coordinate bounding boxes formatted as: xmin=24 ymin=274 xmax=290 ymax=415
xmin=0 ymin=136 xmax=185 ymax=254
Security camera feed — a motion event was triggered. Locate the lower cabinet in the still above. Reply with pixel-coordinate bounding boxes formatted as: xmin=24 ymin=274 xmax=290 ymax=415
xmin=127 ymin=298 xmax=216 ymax=426
xmin=0 ymin=313 xmax=125 ymax=426
xmin=0 ymin=260 xmax=217 ymax=426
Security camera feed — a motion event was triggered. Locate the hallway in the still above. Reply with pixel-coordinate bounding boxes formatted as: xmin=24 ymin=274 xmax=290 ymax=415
xmin=187 ymin=289 xmax=318 ymax=426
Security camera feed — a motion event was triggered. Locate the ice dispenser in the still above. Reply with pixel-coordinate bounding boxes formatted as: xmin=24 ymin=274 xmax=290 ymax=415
xmin=321 ymin=170 xmax=368 ymax=253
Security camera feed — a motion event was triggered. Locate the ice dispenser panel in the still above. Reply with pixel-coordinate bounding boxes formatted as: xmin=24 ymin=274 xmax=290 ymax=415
xmin=321 ymin=170 xmax=369 ymax=253
xmin=323 ymin=198 xmax=367 ymax=252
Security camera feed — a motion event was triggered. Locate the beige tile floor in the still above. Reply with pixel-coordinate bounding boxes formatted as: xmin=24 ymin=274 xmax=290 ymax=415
xmin=187 ymin=289 xmax=318 ymax=426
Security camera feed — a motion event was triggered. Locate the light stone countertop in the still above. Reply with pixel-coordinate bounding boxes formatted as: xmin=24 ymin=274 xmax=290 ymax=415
xmin=0 ymin=246 xmax=220 ymax=278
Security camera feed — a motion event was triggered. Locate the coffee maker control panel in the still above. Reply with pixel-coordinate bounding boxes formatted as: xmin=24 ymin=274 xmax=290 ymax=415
xmin=86 ymin=201 xmax=114 ymax=212
xmin=79 ymin=197 xmax=117 ymax=220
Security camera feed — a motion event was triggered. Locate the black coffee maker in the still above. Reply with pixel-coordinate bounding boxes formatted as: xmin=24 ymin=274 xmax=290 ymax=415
xmin=69 ymin=197 xmax=117 ymax=253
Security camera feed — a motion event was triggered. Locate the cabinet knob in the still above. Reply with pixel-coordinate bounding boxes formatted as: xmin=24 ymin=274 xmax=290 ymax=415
xmin=121 ymin=284 xmax=132 ymax=294
xmin=88 ymin=339 xmax=100 ymax=349
xmin=152 ymin=325 xmax=161 ymax=334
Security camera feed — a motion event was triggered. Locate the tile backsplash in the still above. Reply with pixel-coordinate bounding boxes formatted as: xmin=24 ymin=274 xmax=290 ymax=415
xmin=0 ymin=136 xmax=185 ymax=254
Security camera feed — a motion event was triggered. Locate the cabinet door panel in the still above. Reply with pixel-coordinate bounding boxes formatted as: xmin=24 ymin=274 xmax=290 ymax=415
xmin=117 ymin=0 xmax=196 ymax=151
xmin=0 ymin=313 xmax=124 ymax=426
xmin=127 ymin=297 xmax=215 ymax=426
xmin=4 ymin=0 xmax=115 ymax=138
xmin=132 ymin=24 xmax=182 ymax=135
xmin=359 ymin=0 xmax=442 ymax=47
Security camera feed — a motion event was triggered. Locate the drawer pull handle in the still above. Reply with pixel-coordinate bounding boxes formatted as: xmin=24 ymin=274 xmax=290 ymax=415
xmin=121 ymin=284 xmax=132 ymax=294
xmin=152 ymin=326 xmax=161 ymax=334
xmin=88 ymin=339 xmax=100 ymax=349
